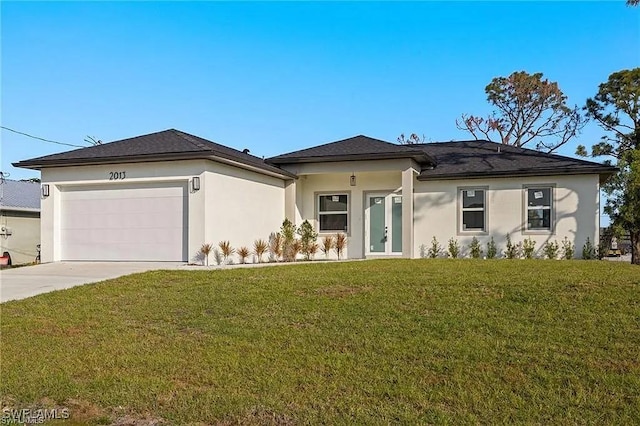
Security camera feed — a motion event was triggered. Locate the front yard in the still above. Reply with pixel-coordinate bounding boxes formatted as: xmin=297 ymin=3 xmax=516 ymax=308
xmin=1 ymin=260 xmax=639 ymax=424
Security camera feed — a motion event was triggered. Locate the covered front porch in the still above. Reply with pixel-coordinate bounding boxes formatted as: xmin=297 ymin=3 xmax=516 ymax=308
xmin=282 ymin=159 xmax=419 ymax=259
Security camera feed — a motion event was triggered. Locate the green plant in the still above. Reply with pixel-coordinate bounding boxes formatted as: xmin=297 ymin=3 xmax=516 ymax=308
xmin=469 ymin=236 xmax=483 ymax=259
xmin=297 ymin=220 xmax=318 ymax=260
xmin=428 ymin=236 xmax=441 ymax=259
xmin=334 ymin=233 xmax=347 ymax=260
xmin=253 ymin=239 xmax=268 ymax=263
xmin=321 ymin=235 xmax=334 ymax=259
xmin=281 ymin=219 xmax=298 ymax=262
xmin=218 ymin=241 xmax=234 ymax=264
xmin=199 ymin=243 xmax=213 ymax=266
xmin=447 ymin=238 xmax=460 ymax=259
xmin=268 ymin=232 xmax=283 ymax=262
xmin=542 ymin=240 xmax=560 ymax=260
xmin=561 ymin=237 xmax=575 ymax=260
xmin=237 ymin=246 xmax=250 ymax=264
xmin=486 ymin=237 xmax=498 ymax=259
xmin=523 ymin=237 xmax=536 ymax=259
xmin=582 ymin=237 xmax=597 ymax=260
xmin=505 ymin=234 xmax=521 ymax=259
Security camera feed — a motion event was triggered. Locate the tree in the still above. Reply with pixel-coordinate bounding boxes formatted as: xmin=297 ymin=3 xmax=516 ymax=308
xmin=577 ymin=68 xmax=640 ymax=265
xmin=397 ymin=133 xmax=426 ymax=145
xmin=456 ymin=71 xmax=586 ymax=153
xmin=84 ymin=135 xmax=102 ymax=145
xmin=628 ymin=0 xmax=638 ymax=6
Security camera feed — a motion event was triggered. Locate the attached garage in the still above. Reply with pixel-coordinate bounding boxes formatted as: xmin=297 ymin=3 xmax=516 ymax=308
xmin=60 ymin=182 xmax=188 ymax=261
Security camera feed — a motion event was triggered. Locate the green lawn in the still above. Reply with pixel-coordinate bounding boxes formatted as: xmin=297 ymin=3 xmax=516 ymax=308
xmin=1 ymin=260 xmax=639 ymax=424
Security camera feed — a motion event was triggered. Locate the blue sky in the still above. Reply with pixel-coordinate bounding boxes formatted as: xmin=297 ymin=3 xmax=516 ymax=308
xmin=1 ymin=1 xmax=638 ymax=186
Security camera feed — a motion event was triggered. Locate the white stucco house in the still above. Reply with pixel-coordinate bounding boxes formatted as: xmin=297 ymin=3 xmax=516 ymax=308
xmin=0 ymin=178 xmax=41 ymax=265
xmin=14 ymin=129 xmax=616 ymax=262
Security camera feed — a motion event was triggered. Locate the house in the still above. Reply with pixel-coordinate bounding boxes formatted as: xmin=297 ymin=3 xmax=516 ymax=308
xmin=14 ymin=129 xmax=616 ymax=262
xmin=0 ymin=178 xmax=41 ymax=264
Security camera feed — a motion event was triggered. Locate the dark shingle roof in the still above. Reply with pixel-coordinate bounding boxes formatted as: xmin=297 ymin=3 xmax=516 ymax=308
xmin=417 ymin=140 xmax=616 ymax=181
xmin=267 ymin=135 xmax=433 ymax=165
xmin=13 ymin=129 xmax=295 ymax=178
xmin=0 ymin=179 xmax=40 ymax=210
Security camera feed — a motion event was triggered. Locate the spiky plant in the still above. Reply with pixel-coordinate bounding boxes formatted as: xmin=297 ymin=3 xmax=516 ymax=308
xmin=321 ymin=235 xmax=334 ymax=259
xmin=253 ymin=239 xmax=268 ymax=263
xmin=305 ymin=242 xmax=319 ymax=260
xmin=268 ymin=232 xmax=283 ymax=262
xmin=288 ymin=240 xmax=302 ymax=262
xmin=334 ymin=233 xmax=347 ymax=260
xmin=218 ymin=241 xmax=234 ymax=264
xmin=237 ymin=246 xmax=250 ymax=264
xmin=199 ymin=243 xmax=213 ymax=266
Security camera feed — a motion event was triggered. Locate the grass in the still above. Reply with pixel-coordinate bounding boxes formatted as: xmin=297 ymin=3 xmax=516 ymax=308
xmin=1 ymin=259 xmax=639 ymax=424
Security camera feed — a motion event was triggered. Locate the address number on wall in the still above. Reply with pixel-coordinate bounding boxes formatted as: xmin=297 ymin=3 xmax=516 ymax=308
xmin=109 ymin=171 xmax=126 ymax=180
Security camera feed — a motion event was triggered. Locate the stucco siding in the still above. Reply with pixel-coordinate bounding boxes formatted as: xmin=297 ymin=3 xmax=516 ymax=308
xmin=0 ymin=211 xmax=40 ymax=264
xmin=202 ymin=162 xmax=285 ymax=261
xmin=413 ymin=174 xmax=600 ymax=258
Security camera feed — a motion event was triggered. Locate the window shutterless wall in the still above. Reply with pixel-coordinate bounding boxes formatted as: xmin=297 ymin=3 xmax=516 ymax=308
xmin=413 ymin=174 xmax=599 ymax=258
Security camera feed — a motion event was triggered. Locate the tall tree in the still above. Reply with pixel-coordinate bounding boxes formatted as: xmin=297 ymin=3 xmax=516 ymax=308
xmin=397 ymin=133 xmax=426 ymax=145
xmin=628 ymin=0 xmax=638 ymax=6
xmin=457 ymin=71 xmax=586 ymax=153
xmin=577 ymin=68 xmax=640 ymax=265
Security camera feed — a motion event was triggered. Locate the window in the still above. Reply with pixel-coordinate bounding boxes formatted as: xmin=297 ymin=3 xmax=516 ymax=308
xmin=460 ymin=188 xmax=486 ymax=232
xmin=318 ymin=194 xmax=349 ymax=232
xmin=526 ymin=187 xmax=552 ymax=230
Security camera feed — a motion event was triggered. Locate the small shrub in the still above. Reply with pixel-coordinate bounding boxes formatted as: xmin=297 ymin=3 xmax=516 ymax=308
xmin=306 ymin=242 xmax=319 ymax=260
xmin=253 ymin=239 xmax=268 ymax=263
xmin=199 ymin=243 xmax=213 ymax=266
xmin=428 ymin=236 xmax=441 ymax=259
xmin=289 ymin=240 xmax=302 ymax=261
xmin=505 ymin=234 xmax=518 ymax=259
xmin=281 ymin=219 xmax=298 ymax=262
xmin=523 ymin=237 xmax=536 ymax=259
xmin=213 ymin=248 xmax=222 ymax=266
xmin=486 ymin=237 xmax=498 ymax=259
xmin=469 ymin=237 xmax=483 ymax=259
xmin=237 ymin=246 xmax=250 ymax=264
xmin=561 ymin=237 xmax=575 ymax=260
xmin=447 ymin=238 xmax=460 ymax=259
xmin=582 ymin=237 xmax=596 ymax=260
xmin=334 ymin=233 xmax=347 ymax=260
xmin=268 ymin=232 xmax=283 ymax=262
xmin=218 ymin=241 xmax=234 ymax=264
xmin=542 ymin=240 xmax=559 ymax=259
xmin=321 ymin=235 xmax=334 ymax=259
xmin=419 ymin=244 xmax=427 ymax=258
xmin=297 ymin=220 xmax=318 ymax=260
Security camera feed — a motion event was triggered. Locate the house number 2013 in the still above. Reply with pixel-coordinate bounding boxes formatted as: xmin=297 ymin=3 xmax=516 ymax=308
xmin=109 ymin=171 xmax=126 ymax=180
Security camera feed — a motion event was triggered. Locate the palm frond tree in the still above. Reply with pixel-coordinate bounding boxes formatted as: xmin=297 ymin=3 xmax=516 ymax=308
xmin=218 ymin=241 xmax=235 ymax=264
xmin=199 ymin=243 xmax=213 ymax=266
xmin=237 ymin=246 xmax=250 ymax=264
xmin=253 ymin=239 xmax=268 ymax=263
xmin=334 ymin=233 xmax=347 ymax=260
xmin=321 ymin=235 xmax=334 ymax=259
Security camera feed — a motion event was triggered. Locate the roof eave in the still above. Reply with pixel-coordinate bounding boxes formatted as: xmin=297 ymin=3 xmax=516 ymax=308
xmin=268 ymin=151 xmax=433 ymax=166
xmin=0 ymin=206 xmax=40 ymax=213
xmin=417 ymin=167 xmax=619 ymax=181
xmin=14 ymin=151 xmax=296 ymax=180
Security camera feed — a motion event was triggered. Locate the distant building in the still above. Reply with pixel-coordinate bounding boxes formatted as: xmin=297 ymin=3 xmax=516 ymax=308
xmin=0 ymin=179 xmax=41 ymax=264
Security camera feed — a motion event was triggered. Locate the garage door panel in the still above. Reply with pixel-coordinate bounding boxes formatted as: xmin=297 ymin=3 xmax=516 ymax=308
xmin=60 ymin=183 xmax=187 ymax=261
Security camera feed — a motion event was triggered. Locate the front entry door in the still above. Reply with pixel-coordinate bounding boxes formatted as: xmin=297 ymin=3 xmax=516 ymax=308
xmin=366 ymin=193 xmax=402 ymax=255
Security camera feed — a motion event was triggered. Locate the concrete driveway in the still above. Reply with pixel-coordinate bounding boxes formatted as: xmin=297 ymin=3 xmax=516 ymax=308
xmin=0 ymin=262 xmax=185 ymax=303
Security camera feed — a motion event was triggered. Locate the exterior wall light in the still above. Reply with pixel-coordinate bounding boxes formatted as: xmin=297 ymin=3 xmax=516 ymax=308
xmin=350 ymin=173 xmax=356 ymax=186
xmin=42 ymin=184 xmax=50 ymax=197
xmin=192 ymin=177 xmax=200 ymax=192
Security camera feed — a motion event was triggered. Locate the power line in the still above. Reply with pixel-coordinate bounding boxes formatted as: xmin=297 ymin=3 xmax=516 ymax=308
xmin=1 ymin=126 xmax=85 ymax=148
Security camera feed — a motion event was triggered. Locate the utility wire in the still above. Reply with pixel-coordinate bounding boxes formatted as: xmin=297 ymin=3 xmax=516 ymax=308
xmin=1 ymin=126 xmax=85 ymax=148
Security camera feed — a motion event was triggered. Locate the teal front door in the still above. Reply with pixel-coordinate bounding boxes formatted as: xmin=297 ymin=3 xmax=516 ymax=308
xmin=366 ymin=193 xmax=402 ymax=255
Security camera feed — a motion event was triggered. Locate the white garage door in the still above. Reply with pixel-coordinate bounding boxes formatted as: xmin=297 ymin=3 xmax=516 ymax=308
xmin=61 ymin=183 xmax=187 ymax=261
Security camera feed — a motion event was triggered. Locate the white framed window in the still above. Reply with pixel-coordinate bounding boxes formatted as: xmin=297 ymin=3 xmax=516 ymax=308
xmin=525 ymin=186 xmax=553 ymax=231
xmin=317 ymin=194 xmax=349 ymax=232
xmin=459 ymin=188 xmax=486 ymax=232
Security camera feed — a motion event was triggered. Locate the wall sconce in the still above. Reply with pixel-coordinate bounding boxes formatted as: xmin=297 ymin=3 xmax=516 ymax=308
xmin=350 ymin=173 xmax=356 ymax=186
xmin=41 ymin=184 xmax=50 ymax=197
xmin=191 ymin=177 xmax=200 ymax=192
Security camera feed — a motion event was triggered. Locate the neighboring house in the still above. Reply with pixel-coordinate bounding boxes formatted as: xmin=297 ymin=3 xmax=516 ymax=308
xmin=14 ymin=129 xmax=616 ymax=263
xmin=0 ymin=179 xmax=41 ymax=264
